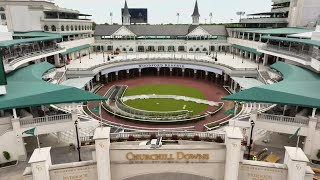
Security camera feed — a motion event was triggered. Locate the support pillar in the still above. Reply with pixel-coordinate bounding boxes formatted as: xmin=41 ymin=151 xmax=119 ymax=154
xmin=54 ymin=54 xmax=60 ymax=66
xmin=263 ymin=54 xmax=268 ymax=66
xmin=303 ymin=117 xmax=317 ymax=158
xmin=224 ymin=127 xmax=243 ymax=180
xmin=115 ymin=71 xmax=118 ymax=81
xmin=182 ymin=69 xmax=185 ymax=77
xmin=284 ymin=146 xmax=309 ymax=180
xmin=139 ymin=69 xmax=141 ymax=77
xmin=28 ymin=147 xmax=52 ymax=180
xmin=105 ymin=75 xmax=108 ymax=84
xmin=157 ymin=68 xmax=160 ymax=76
xmin=71 ymin=112 xmax=80 ymax=150
xmin=94 ymin=127 xmax=111 ymax=180
xmin=216 ymin=74 xmax=219 ymax=83
xmin=95 ymin=74 xmax=100 ymax=82
xmin=224 ymin=74 xmax=228 ymax=85
xmin=12 ymin=118 xmax=27 ymax=161
xmin=170 ymin=68 xmax=172 ymax=76
xmin=194 ymin=70 xmax=197 ymax=79
xmin=205 ymin=71 xmax=208 ymax=80
xmin=255 ymin=55 xmax=259 ymax=63
xmin=126 ymin=70 xmax=129 ymax=78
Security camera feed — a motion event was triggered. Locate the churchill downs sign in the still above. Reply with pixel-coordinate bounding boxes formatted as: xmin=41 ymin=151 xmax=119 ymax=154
xmin=138 ymin=64 xmax=185 ymax=68
xmin=126 ymin=152 xmax=210 ymax=161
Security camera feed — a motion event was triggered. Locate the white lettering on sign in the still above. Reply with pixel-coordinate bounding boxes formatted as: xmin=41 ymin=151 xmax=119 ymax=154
xmin=138 ymin=64 xmax=185 ymax=68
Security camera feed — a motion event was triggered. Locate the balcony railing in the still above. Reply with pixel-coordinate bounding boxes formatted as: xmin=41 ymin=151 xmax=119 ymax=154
xmin=4 ymin=46 xmax=64 ymax=66
xmin=261 ymin=44 xmax=313 ymax=61
xmin=20 ymin=114 xmax=72 ymax=127
xmin=257 ymin=113 xmax=309 ymax=126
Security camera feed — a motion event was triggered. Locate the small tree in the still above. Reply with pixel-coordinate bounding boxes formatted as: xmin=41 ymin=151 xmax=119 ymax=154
xmin=3 ymin=151 xmax=10 ymax=161
xmin=317 ymin=150 xmax=320 ymax=159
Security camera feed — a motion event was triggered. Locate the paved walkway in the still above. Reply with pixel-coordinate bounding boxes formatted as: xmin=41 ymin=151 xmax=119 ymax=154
xmin=65 ymin=52 xmax=268 ymax=71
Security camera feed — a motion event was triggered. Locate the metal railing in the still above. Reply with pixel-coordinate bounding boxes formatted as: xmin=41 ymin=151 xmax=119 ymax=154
xmin=4 ymin=47 xmax=64 ymax=66
xmin=257 ymin=113 xmax=309 ymax=125
xmin=20 ymin=114 xmax=72 ymax=127
xmin=261 ymin=44 xmax=313 ymax=61
xmin=109 ymin=131 xmax=225 ymax=142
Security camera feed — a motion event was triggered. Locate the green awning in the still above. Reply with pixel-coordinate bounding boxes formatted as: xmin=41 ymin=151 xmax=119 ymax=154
xmin=61 ymin=44 xmax=90 ymax=55
xmin=13 ymin=32 xmax=63 ymax=38
xmin=223 ymin=62 xmax=320 ymax=108
xmin=0 ymin=62 xmax=105 ymax=110
xmin=261 ymin=36 xmax=320 ymax=47
xmin=0 ymin=55 xmax=7 ymax=85
xmin=0 ymin=36 xmax=62 ymax=48
xmin=232 ymin=44 xmax=262 ymax=55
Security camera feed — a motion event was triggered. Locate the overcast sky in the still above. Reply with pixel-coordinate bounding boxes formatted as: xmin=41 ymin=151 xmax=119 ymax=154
xmin=54 ymin=0 xmax=272 ymax=24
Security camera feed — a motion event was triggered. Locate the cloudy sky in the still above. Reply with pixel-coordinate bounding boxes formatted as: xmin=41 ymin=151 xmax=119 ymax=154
xmin=54 ymin=0 xmax=272 ymax=24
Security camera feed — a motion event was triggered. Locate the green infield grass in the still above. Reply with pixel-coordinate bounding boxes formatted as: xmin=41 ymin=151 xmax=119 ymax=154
xmin=123 ymin=84 xmax=208 ymax=115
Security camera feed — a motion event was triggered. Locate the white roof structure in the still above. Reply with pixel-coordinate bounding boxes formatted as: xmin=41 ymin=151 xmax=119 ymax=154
xmin=60 ymin=77 xmax=93 ymax=89
xmin=288 ymin=32 xmax=313 ymax=39
xmin=231 ymin=77 xmax=265 ymax=90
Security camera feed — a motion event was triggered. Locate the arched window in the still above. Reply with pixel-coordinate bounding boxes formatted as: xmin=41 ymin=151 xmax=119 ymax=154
xmin=66 ymin=25 xmax=69 ymax=31
xmin=61 ymin=25 xmax=64 ymax=31
xmin=51 ymin=25 xmax=56 ymax=31
xmin=75 ymin=26 xmax=77 ymax=31
xmin=123 ymin=48 xmax=127 ymax=51
xmin=84 ymin=26 xmax=87 ymax=30
xmin=195 ymin=48 xmax=200 ymax=52
xmin=203 ymin=48 xmax=207 ymax=52
xmin=0 ymin=7 xmax=5 ymax=11
xmin=129 ymin=48 xmax=133 ymax=52
xmin=189 ymin=48 xmax=194 ymax=52
xmin=78 ymin=25 xmax=81 ymax=31
xmin=44 ymin=25 xmax=49 ymax=31
xmin=116 ymin=48 xmax=120 ymax=51
xmin=70 ymin=25 xmax=74 ymax=31
xmin=82 ymin=26 xmax=84 ymax=30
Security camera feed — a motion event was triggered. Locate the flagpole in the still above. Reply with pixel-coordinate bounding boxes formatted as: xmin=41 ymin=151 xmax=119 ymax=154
xmin=99 ymin=101 xmax=102 ymax=127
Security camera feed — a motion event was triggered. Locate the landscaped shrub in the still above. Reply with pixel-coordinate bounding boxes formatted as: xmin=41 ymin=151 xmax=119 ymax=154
xmin=317 ymin=150 xmax=320 ymax=159
xmin=150 ymin=134 xmax=157 ymax=140
xmin=172 ymin=135 xmax=179 ymax=140
xmin=193 ymin=135 xmax=201 ymax=141
xmin=214 ymin=136 xmax=224 ymax=143
xmin=3 ymin=151 xmax=10 ymax=161
xmin=128 ymin=135 xmax=135 ymax=141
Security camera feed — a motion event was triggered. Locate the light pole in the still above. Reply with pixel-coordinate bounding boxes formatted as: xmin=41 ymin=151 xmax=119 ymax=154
xmin=110 ymin=12 xmax=113 ymax=24
xmin=247 ymin=120 xmax=255 ymax=160
xmin=209 ymin=12 xmax=213 ymax=24
xmin=242 ymin=52 xmax=245 ymax=63
xmin=79 ymin=51 xmax=81 ymax=63
xmin=177 ymin=13 xmax=180 ymax=24
xmin=74 ymin=120 xmax=82 ymax=162
xmin=236 ymin=11 xmax=245 ymax=22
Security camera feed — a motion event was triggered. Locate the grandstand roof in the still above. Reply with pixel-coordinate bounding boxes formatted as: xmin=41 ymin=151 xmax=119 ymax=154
xmin=0 ymin=62 xmax=105 ymax=110
xmin=94 ymin=25 xmax=227 ymax=36
xmin=237 ymin=28 xmax=312 ymax=35
xmin=261 ymin=36 xmax=320 ymax=47
xmin=231 ymin=44 xmax=262 ymax=55
xmin=61 ymin=44 xmax=90 ymax=55
xmin=223 ymin=62 xmax=320 ymax=108
xmin=0 ymin=36 xmax=62 ymax=48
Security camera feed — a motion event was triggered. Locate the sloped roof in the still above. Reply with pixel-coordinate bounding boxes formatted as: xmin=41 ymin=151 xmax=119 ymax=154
xmin=61 ymin=44 xmax=90 ymax=55
xmin=94 ymin=24 xmax=227 ymax=36
xmin=0 ymin=35 xmax=62 ymax=48
xmin=232 ymin=44 xmax=262 ymax=55
xmin=0 ymin=62 xmax=105 ymax=110
xmin=223 ymin=62 xmax=320 ymax=108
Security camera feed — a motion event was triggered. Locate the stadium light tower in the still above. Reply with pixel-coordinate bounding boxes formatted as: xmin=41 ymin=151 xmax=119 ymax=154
xmin=209 ymin=12 xmax=213 ymax=24
xmin=177 ymin=13 xmax=180 ymax=24
xmin=236 ymin=11 xmax=245 ymax=22
xmin=110 ymin=12 xmax=113 ymax=24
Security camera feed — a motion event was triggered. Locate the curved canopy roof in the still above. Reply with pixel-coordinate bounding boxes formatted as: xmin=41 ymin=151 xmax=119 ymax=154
xmin=223 ymin=62 xmax=320 ymax=108
xmin=0 ymin=62 xmax=105 ymax=110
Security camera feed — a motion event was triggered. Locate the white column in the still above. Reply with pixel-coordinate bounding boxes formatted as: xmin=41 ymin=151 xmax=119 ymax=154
xmin=12 ymin=118 xmax=27 ymax=161
xmin=303 ymin=117 xmax=317 ymax=158
xmin=224 ymin=127 xmax=243 ymax=180
xmin=94 ymin=127 xmax=111 ymax=180
xmin=54 ymin=54 xmax=60 ymax=66
xmin=263 ymin=54 xmax=268 ymax=66
xmin=28 ymin=147 xmax=52 ymax=180
xmin=284 ymin=146 xmax=309 ymax=180
xmin=95 ymin=74 xmax=100 ymax=82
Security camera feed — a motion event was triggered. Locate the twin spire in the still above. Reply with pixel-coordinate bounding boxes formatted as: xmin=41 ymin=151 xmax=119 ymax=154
xmin=121 ymin=0 xmax=200 ymax=25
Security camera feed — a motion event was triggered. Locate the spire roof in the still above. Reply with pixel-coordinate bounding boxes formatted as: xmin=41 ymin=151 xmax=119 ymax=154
xmin=192 ymin=0 xmax=200 ymax=17
xmin=123 ymin=0 xmax=130 ymax=17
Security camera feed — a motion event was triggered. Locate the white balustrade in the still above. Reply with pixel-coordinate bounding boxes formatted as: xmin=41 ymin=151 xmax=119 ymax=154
xmin=20 ymin=114 xmax=72 ymax=127
xmin=257 ymin=113 xmax=309 ymax=125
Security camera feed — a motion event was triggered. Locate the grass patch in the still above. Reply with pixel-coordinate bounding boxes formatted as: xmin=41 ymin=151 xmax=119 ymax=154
xmin=123 ymin=84 xmax=208 ymax=115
